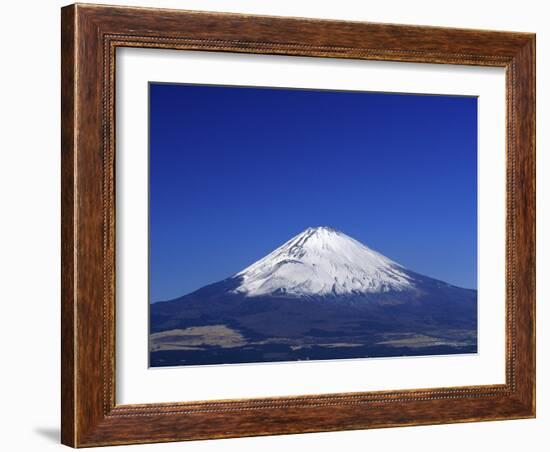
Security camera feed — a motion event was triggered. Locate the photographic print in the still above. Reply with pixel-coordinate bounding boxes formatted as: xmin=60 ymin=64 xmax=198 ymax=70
xmin=148 ymin=83 xmax=478 ymax=368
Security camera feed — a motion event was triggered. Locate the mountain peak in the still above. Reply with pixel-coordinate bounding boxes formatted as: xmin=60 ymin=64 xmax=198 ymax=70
xmin=305 ymin=225 xmax=339 ymax=233
xmin=289 ymin=226 xmax=345 ymax=250
xmin=232 ymin=227 xmax=413 ymax=298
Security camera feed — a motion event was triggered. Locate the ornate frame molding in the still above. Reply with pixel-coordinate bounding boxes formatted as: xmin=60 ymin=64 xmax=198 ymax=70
xmin=62 ymin=4 xmax=535 ymax=447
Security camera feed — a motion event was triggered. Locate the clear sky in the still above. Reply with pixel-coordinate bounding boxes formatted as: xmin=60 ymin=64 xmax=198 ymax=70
xmin=149 ymin=83 xmax=477 ymax=302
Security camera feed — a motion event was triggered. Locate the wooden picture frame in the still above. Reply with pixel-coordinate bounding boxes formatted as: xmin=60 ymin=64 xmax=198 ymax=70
xmin=61 ymin=3 xmax=535 ymax=447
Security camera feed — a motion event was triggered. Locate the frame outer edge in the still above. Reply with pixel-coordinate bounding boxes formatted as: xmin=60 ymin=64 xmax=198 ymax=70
xmin=531 ymin=35 xmax=536 ymax=417
xmin=61 ymin=3 xmax=77 ymax=448
xmin=514 ymin=35 xmax=536 ymax=416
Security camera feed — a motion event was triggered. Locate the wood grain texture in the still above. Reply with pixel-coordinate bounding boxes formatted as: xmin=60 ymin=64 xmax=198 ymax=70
xmin=61 ymin=3 xmax=536 ymax=447
xmin=60 ymin=5 xmax=76 ymax=446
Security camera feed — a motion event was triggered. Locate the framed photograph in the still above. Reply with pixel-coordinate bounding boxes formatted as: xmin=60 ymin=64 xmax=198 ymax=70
xmin=61 ymin=3 xmax=536 ymax=447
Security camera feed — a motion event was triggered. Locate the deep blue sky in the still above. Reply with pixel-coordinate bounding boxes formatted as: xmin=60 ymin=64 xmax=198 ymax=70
xmin=149 ymin=83 xmax=477 ymax=302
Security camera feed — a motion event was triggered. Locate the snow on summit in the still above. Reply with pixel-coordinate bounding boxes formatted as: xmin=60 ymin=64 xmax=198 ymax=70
xmin=233 ymin=226 xmax=414 ymax=297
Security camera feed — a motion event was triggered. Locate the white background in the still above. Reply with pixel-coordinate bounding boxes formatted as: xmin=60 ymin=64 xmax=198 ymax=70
xmin=117 ymin=49 xmax=505 ymax=404
xmin=0 ymin=1 xmax=546 ymax=451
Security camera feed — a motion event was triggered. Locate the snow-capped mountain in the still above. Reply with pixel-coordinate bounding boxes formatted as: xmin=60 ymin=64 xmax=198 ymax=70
xmin=150 ymin=227 xmax=477 ymax=367
xmin=233 ymin=226 xmax=413 ymax=297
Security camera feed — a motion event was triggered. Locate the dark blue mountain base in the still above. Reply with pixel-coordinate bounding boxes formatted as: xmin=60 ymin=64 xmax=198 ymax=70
xmin=149 ymin=271 xmax=477 ymax=367
xmin=150 ymin=344 xmax=477 ymax=367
